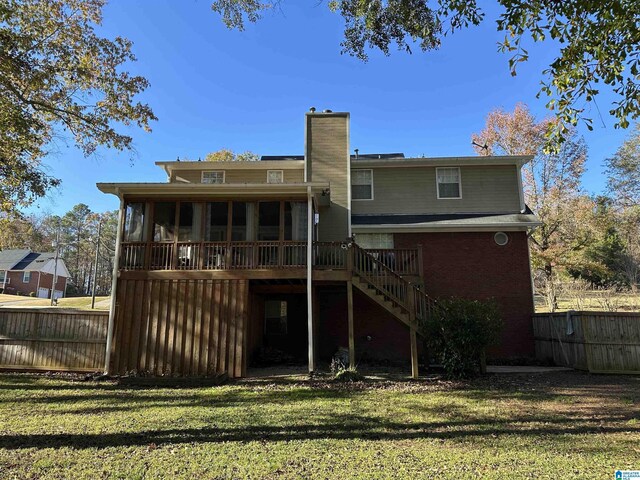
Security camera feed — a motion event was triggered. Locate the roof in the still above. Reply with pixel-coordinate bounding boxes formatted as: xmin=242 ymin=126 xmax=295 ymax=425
xmin=351 ymin=209 xmax=541 ymax=232
xmin=260 ymin=153 xmax=406 ymax=161
xmin=0 ymin=249 xmax=30 ymax=270
xmin=12 ymin=252 xmax=56 ymax=272
xmin=96 ymin=182 xmax=331 ymax=199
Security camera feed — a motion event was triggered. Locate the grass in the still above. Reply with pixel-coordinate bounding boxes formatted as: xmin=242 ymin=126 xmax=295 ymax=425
xmin=534 ymin=292 xmax=640 ymax=313
xmin=0 ymin=295 xmax=110 ymax=310
xmin=0 ymin=371 xmax=638 ymax=479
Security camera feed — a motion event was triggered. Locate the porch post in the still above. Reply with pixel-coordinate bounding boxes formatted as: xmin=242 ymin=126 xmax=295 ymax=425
xmin=306 ymin=187 xmax=315 ymax=373
xmin=347 ymin=280 xmax=355 ymax=369
xmin=408 ymin=287 xmax=419 ymax=379
xmin=104 ymin=194 xmax=125 ymax=374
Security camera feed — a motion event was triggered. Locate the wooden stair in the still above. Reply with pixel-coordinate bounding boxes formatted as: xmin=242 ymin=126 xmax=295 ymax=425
xmin=351 ymin=275 xmax=411 ymax=327
xmin=347 ymin=243 xmax=438 ymax=378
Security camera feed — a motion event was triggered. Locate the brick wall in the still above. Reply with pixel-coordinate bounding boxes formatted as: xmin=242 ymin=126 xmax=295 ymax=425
xmin=3 ymin=271 xmax=67 ymax=297
xmin=394 ymin=231 xmax=535 ymax=358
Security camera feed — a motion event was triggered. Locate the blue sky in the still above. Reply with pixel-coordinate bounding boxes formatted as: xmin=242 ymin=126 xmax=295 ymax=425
xmin=32 ymin=0 xmax=630 ymax=215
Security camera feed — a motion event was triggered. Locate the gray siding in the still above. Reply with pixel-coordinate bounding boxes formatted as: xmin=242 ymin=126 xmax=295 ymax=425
xmin=351 ymin=165 xmax=521 ymax=215
xmin=171 ymin=169 xmax=304 ymax=184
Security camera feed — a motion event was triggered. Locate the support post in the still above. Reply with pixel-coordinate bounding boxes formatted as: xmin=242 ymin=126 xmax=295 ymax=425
xmin=306 ymin=187 xmax=315 ymax=374
xmin=408 ymin=286 xmax=418 ymax=379
xmin=347 ymin=280 xmax=355 ymax=369
xmin=104 ymin=195 xmax=125 ymax=374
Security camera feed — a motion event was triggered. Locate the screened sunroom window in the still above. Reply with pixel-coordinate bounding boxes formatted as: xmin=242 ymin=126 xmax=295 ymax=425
xmin=124 ymin=202 xmax=145 ymax=242
xmin=352 ymin=169 xmax=373 ymax=200
xmin=153 ymin=202 xmax=176 ymax=241
xmin=177 ymin=202 xmax=202 ymax=241
xmin=205 ymin=202 xmax=228 ymax=241
xmin=436 ymin=167 xmax=461 ymax=199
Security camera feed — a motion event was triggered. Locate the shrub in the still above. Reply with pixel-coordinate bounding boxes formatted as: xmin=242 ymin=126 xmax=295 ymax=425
xmin=421 ymin=297 xmax=503 ymax=379
xmin=29 ymin=291 xmax=36 ymax=297
xmin=333 ymin=366 xmax=364 ymax=383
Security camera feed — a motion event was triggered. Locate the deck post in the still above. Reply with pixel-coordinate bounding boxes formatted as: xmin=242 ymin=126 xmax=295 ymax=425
xmin=408 ymin=286 xmax=418 ymax=379
xmin=347 ymin=280 xmax=355 ymax=369
xmin=306 ymin=187 xmax=315 ymax=373
xmin=104 ymin=194 xmax=125 ymax=374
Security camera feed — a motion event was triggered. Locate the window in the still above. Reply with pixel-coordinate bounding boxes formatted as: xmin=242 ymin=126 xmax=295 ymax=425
xmin=267 ymin=170 xmax=284 ymax=184
xmin=258 ymin=202 xmax=280 ymax=241
xmin=265 ymin=300 xmax=287 ymax=335
xmin=205 ymin=202 xmax=228 ymax=241
xmin=355 ymin=233 xmax=394 ymax=249
xmin=123 ymin=202 xmax=145 ymax=242
xmin=0 ymin=271 xmax=5 ymax=283
xmin=23 ymin=271 xmax=31 ymax=283
xmin=202 ymin=171 xmax=225 ymax=184
xmin=436 ymin=167 xmax=461 ymax=199
xmin=177 ymin=202 xmax=202 ymax=241
xmin=284 ymin=202 xmax=308 ymax=241
xmin=153 ymin=202 xmax=177 ymax=241
xmin=352 ymin=169 xmax=373 ymax=200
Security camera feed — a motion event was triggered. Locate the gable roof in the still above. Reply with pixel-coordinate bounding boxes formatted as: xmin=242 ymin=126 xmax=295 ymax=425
xmin=0 ymin=249 xmax=31 ymax=271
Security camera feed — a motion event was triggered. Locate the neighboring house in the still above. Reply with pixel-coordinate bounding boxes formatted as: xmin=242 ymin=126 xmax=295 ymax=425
xmin=0 ymin=250 xmax=70 ymax=299
xmin=97 ymin=110 xmax=540 ymax=378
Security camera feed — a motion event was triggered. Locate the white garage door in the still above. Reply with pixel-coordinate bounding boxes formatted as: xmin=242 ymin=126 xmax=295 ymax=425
xmin=37 ymin=288 xmax=49 ymax=299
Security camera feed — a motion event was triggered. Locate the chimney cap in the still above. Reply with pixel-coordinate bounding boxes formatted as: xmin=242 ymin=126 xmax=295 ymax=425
xmin=323 ymin=109 xmax=333 ymax=113
xmin=309 ymin=106 xmax=316 ymax=112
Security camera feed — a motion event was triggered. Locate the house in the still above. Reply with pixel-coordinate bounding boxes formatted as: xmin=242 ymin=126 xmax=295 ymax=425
xmin=0 ymin=249 xmax=70 ymax=299
xmin=97 ymin=110 xmax=540 ymax=378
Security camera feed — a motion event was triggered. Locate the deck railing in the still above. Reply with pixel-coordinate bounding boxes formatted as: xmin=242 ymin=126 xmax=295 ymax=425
xmin=120 ymin=240 xmax=421 ymax=277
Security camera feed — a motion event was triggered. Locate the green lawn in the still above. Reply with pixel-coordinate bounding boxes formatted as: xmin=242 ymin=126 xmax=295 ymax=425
xmin=0 ymin=371 xmax=638 ymax=479
xmin=0 ymin=295 xmax=110 ymax=310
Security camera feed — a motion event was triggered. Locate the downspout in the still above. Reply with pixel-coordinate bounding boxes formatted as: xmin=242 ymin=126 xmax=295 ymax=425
xmin=35 ymin=272 xmax=41 ymax=297
xmin=104 ymin=192 xmax=125 ymax=374
xmin=306 ymin=185 xmax=315 ymax=373
xmin=517 ymin=163 xmax=526 ymax=213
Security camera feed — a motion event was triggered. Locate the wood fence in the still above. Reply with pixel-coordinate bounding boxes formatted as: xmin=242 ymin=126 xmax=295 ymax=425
xmin=533 ymin=311 xmax=640 ymax=374
xmin=0 ymin=308 xmax=108 ymax=372
xmin=111 ymin=277 xmax=249 ymax=378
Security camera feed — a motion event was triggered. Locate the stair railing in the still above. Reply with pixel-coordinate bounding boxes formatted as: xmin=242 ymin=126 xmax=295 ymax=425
xmin=349 ymin=242 xmax=438 ymax=328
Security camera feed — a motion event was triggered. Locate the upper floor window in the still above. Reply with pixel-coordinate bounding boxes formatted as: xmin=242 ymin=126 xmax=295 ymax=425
xmin=0 ymin=270 xmax=6 ymax=283
xmin=23 ymin=271 xmax=31 ymax=283
xmin=202 ymin=171 xmax=225 ymax=184
xmin=267 ymin=170 xmax=284 ymax=184
xmin=352 ymin=169 xmax=373 ymax=200
xmin=436 ymin=167 xmax=461 ymax=199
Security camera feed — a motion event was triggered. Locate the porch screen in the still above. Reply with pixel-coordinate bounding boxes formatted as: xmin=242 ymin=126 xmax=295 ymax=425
xmin=153 ymin=202 xmax=176 ymax=241
xmin=205 ymin=202 xmax=228 ymax=241
xmin=231 ymin=202 xmax=255 ymax=241
xmin=178 ymin=202 xmax=202 ymax=241
xmin=284 ymin=202 xmax=308 ymax=241
xmin=124 ymin=202 xmax=145 ymax=242
xmin=355 ymin=233 xmax=394 ymax=249
xmin=258 ymin=202 xmax=280 ymax=241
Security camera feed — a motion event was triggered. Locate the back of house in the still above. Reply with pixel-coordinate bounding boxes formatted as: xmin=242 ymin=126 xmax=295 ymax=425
xmin=98 ymin=109 xmax=540 ymax=378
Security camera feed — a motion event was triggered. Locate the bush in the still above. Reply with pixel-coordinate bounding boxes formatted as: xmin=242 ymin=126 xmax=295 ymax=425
xmin=333 ymin=366 xmax=364 ymax=383
xmin=29 ymin=291 xmax=36 ymax=297
xmin=421 ymin=298 xmax=503 ymax=379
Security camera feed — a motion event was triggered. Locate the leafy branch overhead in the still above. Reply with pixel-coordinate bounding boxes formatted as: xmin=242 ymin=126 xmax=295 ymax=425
xmin=0 ymin=0 xmax=156 ymax=213
xmin=211 ymin=0 xmax=640 ymax=141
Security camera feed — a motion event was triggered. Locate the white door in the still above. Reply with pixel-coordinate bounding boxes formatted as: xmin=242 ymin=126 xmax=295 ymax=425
xmin=53 ymin=290 xmax=64 ymax=300
xmin=37 ymin=287 xmax=49 ymax=298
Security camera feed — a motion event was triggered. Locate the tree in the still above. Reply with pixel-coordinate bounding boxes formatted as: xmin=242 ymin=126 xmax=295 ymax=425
xmin=472 ymin=103 xmax=588 ymax=311
xmin=212 ymin=0 xmax=640 ymax=143
xmin=204 ymin=149 xmax=260 ymax=161
xmin=605 ymin=123 xmax=640 ymax=208
xmin=604 ymin=124 xmax=640 ymax=289
xmin=0 ymin=0 xmax=156 ymax=213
